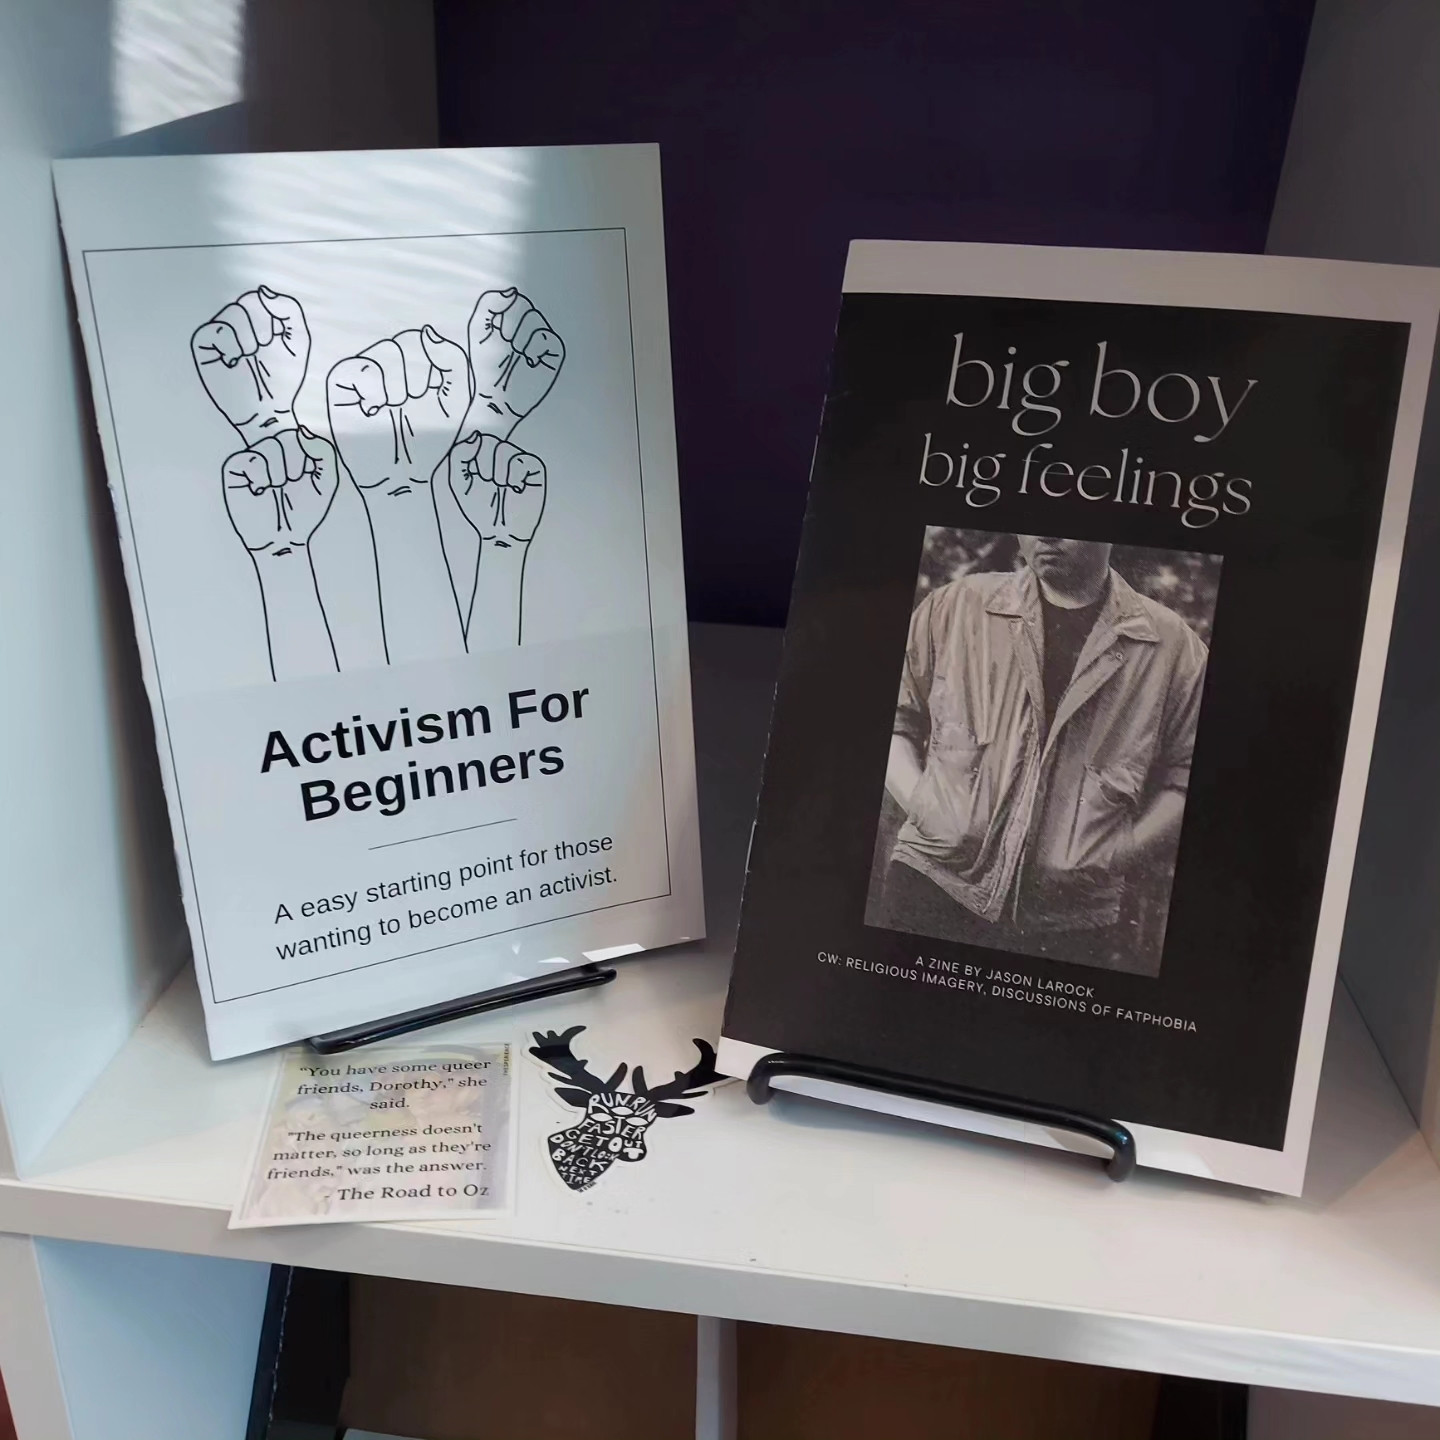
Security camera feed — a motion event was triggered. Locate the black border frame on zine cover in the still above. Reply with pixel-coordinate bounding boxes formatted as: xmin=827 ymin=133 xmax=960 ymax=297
xmin=724 ymin=292 xmax=1408 ymax=1152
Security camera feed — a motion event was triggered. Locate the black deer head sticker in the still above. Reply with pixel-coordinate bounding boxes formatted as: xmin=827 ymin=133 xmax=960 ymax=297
xmin=530 ymin=1025 xmax=722 ymax=1192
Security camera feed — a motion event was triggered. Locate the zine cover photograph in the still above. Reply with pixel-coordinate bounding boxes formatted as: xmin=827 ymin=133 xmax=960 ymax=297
xmin=867 ymin=528 xmax=1221 ymax=978
xmin=719 ymin=241 xmax=1440 ymax=1192
xmin=56 ymin=147 xmax=701 ymax=1058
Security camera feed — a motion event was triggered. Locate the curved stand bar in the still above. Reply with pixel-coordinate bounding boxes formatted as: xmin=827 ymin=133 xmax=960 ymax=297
xmin=747 ymin=1051 xmax=1136 ymax=1182
xmin=307 ymin=963 xmax=618 ymax=1054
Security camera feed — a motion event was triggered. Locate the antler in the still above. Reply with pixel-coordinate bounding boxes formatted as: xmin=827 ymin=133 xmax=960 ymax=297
xmin=632 ymin=1039 xmax=723 ymax=1116
xmin=529 ymin=1026 xmax=627 ymax=1109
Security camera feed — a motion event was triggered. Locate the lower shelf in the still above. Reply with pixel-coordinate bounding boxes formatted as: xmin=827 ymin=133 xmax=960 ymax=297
xmin=253 ymin=1266 xmax=1241 ymax=1440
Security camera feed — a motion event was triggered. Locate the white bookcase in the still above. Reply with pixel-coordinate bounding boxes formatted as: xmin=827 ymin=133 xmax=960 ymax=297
xmin=1267 ymin=0 xmax=1440 ymax=1169
xmin=3 ymin=2 xmax=1440 ymax=1437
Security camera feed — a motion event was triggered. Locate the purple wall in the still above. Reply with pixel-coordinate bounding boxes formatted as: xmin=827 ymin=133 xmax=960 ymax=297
xmin=435 ymin=1 xmax=1315 ymax=624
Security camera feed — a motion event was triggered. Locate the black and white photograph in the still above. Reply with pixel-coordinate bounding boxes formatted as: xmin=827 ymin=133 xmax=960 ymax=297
xmin=865 ymin=526 xmax=1221 ymax=976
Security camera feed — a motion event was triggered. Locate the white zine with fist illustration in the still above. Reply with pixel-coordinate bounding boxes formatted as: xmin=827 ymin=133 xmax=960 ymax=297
xmin=56 ymin=146 xmax=702 ymax=1058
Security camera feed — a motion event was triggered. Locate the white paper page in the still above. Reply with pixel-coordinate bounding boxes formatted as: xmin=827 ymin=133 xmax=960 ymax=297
xmin=55 ymin=147 xmax=701 ymax=1057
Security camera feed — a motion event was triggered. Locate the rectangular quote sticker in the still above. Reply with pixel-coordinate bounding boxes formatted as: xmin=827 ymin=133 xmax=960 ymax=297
xmin=233 ymin=1040 xmax=513 ymax=1227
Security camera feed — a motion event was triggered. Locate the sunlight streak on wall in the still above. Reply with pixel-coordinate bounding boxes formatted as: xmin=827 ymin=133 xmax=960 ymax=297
xmin=113 ymin=0 xmax=244 ymax=135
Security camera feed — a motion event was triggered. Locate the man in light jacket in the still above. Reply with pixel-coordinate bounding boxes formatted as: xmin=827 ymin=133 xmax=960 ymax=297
xmin=878 ymin=535 xmax=1207 ymax=972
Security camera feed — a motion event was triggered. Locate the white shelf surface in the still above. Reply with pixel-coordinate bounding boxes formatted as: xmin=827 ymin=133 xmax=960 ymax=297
xmin=3 ymin=626 xmax=1440 ymax=1406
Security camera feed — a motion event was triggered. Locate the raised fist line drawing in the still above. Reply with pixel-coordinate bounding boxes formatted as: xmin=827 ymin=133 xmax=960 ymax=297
xmin=462 ymin=288 xmax=565 ymax=438
xmin=222 ymin=429 xmax=339 ymax=551
xmin=327 ymin=325 xmax=475 ymax=666
xmin=221 ymin=428 xmax=340 ymax=681
xmin=193 ymin=284 xmax=565 ymax=681
xmin=452 ymin=434 xmax=547 ymax=546
xmin=449 ymin=433 xmax=548 ymax=645
xmin=192 ymin=286 xmax=310 ymax=447
xmin=326 ymin=326 xmax=471 ymax=496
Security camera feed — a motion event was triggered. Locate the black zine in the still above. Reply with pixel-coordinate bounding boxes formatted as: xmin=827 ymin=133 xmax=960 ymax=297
xmin=723 ymin=291 xmax=1408 ymax=1150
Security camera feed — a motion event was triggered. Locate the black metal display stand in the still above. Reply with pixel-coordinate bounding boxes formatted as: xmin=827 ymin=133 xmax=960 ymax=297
xmin=306 ymin=964 xmax=617 ymax=1054
xmin=746 ymin=1052 xmax=1137 ymax=1181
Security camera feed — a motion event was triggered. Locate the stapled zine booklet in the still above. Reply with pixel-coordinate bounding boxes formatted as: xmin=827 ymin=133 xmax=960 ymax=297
xmin=719 ymin=241 xmax=1440 ymax=1193
xmin=56 ymin=146 xmax=701 ymax=1058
